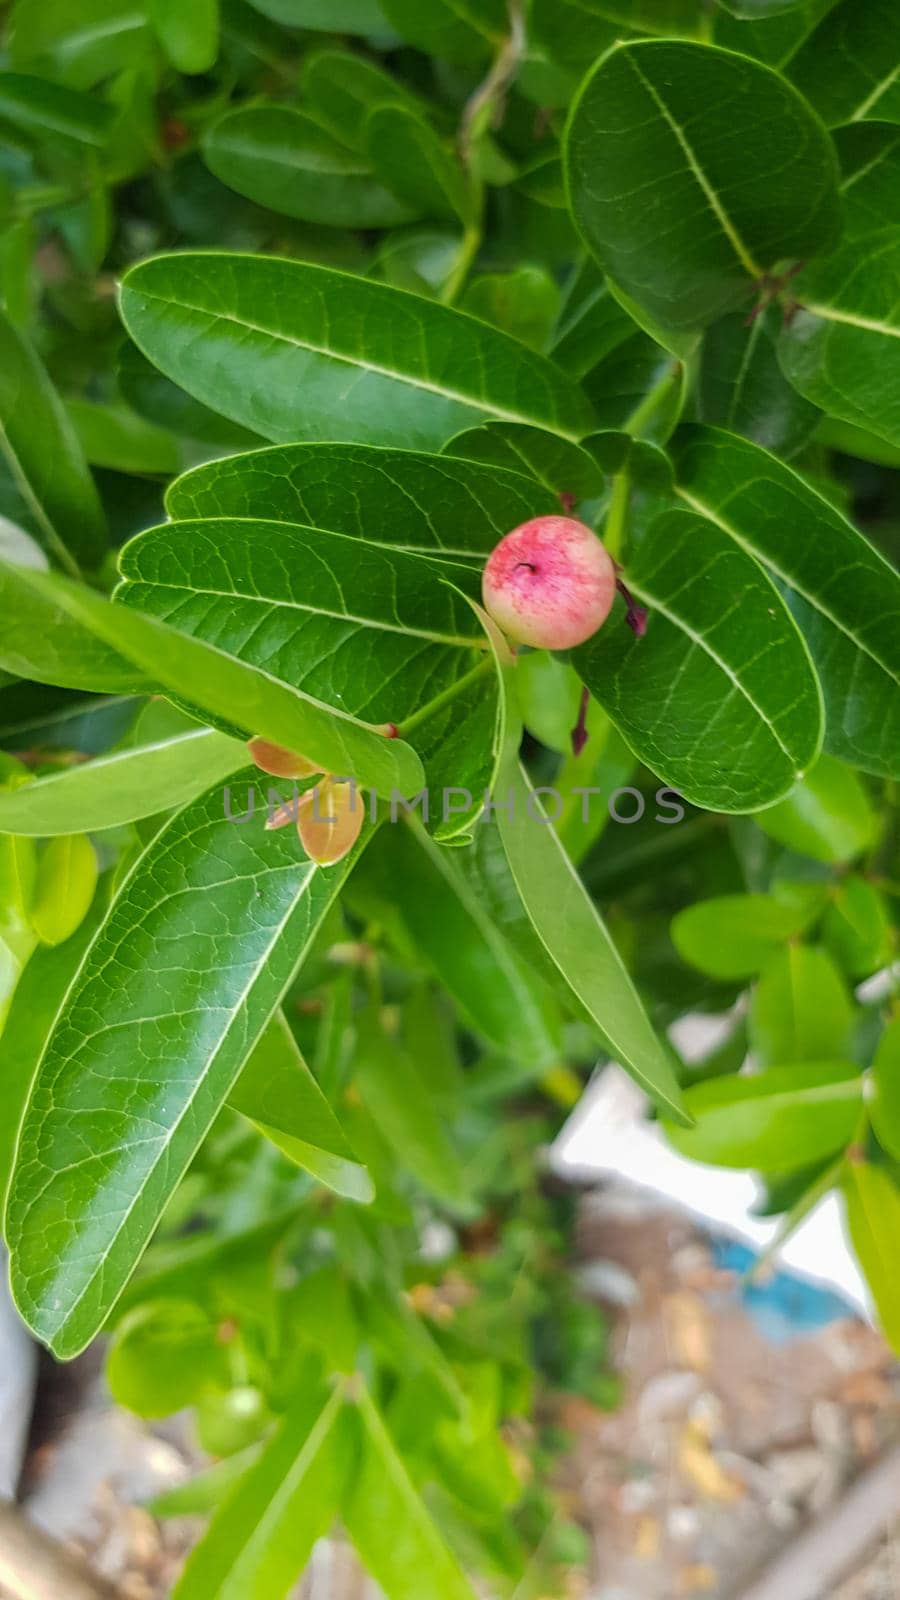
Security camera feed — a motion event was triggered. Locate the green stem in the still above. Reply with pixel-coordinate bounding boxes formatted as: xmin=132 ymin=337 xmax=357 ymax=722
xmin=440 ymin=223 xmax=481 ymax=306
xmin=399 ymin=655 xmax=493 ymax=736
xmin=624 ymin=359 xmax=681 ymax=440
xmin=603 ymin=468 xmax=630 ymax=562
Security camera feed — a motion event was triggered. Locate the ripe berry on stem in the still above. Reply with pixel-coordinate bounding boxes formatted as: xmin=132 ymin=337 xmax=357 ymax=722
xmin=482 ymin=516 xmax=617 ymax=651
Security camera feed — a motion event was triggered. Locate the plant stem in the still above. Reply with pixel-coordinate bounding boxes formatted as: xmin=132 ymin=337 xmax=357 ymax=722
xmin=604 ymin=468 xmax=630 ymax=562
xmin=624 ymin=359 xmax=682 ymax=439
xmin=398 ymin=655 xmax=494 ymax=736
xmin=441 ymin=223 xmax=481 ymax=306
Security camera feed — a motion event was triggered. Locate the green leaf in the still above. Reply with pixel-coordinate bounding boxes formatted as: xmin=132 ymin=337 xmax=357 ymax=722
xmin=789 ymin=0 xmax=900 ymax=126
xmin=118 ymin=253 xmax=596 ymax=451
xmin=343 ymin=1383 xmax=480 ymax=1600
xmin=150 ymin=0 xmax=219 ymax=73
xmin=203 ymin=105 xmax=418 ymax=228
xmin=6 ymin=772 xmax=367 ymax=1356
xmin=5 ymin=561 xmax=423 ymax=798
xmin=778 ymin=228 xmax=900 ymax=454
xmin=149 ymin=1448 xmax=262 ymax=1518
xmin=353 ymin=1009 xmax=470 ymax=1209
xmin=462 ymin=268 xmax=562 ymax=352
xmin=671 ymin=426 xmax=900 ymax=779
xmin=564 ymin=39 xmax=841 ymax=336
xmin=0 ymin=879 xmax=108 ymax=1199
xmin=301 ymin=48 xmax=438 ymax=152
xmin=0 ymin=558 xmax=150 ymax=694
xmin=581 ymin=334 xmax=690 ymax=440
xmin=870 ymin=1020 xmax=900 ymax=1163
xmin=750 ymin=944 xmax=854 ymax=1066
xmin=835 ymin=122 xmax=900 ymax=237
xmin=107 ymin=1299 xmax=227 ymax=1418
xmin=0 ymin=778 xmax=36 ymax=1034
xmin=672 ymin=893 xmax=821 ymax=981
xmin=714 ymin=1 xmax=836 ymax=67
xmin=698 ymin=307 xmax=820 ymax=457
xmin=844 ymin=1161 xmax=900 ymax=1354
xmin=246 ymin=0 xmax=388 ymax=31
xmin=118 ymin=514 xmax=485 ymax=772
xmin=0 ymin=71 xmax=115 ymax=145
xmin=516 ymin=652 xmax=585 ymax=755
xmin=823 ymin=877 xmax=893 ymax=979
xmin=664 ymin=1063 xmax=862 ymax=1170
xmin=754 ymin=755 xmax=880 ymax=862
xmin=443 ymin=422 xmax=604 ymax=502
xmin=228 ymin=1010 xmax=372 ymax=1203
xmin=118 ymin=343 xmax=263 ymax=455
xmin=28 ymin=834 xmax=98 ymax=947
xmin=351 ymin=820 xmax=563 ymax=1072
xmin=531 ymin=0 xmax=700 ymax=75
xmin=366 ymin=105 xmax=473 ymax=225
xmin=550 ymin=260 xmax=637 ymax=379
xmin=65 ymin=398 xmax=180 ymax=477
xmin=166 ymin=441 xmax=557 ymax=558
xmin=0 ymin=725 xmax=246 ymax=835
xmin=574 ymin=508 xmax=823 ymax=813
xmin=482 ymin=607 xmax=688 ymax=1122
xmin=0 ymin=308 xmax=106 ymax=574
xmin=8 ymin=0 xmax=155 ymax=90
xmin=378 ymin=0 xmax=503 ymax=63
xmin=173 ymin=1379 xmax=353 ymax=1600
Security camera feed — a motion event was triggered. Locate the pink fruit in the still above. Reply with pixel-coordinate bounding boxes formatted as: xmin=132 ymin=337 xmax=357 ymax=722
xmin=482 ymin=516 xmax=617 ymax=650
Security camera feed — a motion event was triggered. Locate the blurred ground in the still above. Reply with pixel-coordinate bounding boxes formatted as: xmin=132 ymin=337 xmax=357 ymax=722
xmin=6 ymin=1184 xmax=899 ymax=1599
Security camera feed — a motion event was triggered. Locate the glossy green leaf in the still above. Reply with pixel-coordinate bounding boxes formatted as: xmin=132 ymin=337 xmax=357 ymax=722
xmin=8 ymin=0 xmax=155 ymax=89
xmin=550 ymin=260 xmax=637 ymax=379
xmin=149 ymin=1448 xmax=262 ymax=1518
xmin=378 ymin=0 xmax=502 ymax=63
xmin=167 ymin=441 xmax=557 ymax=558
xmin=0 ymin=765 xmax=36 ymax=1035
xmin=366 ymin=105 xmax=473 ymax=225
xmin=118 ymin=515 xmax=485 ymax=778
xmin=672 ymin=893 xmax=820 ymax=981
xmin=822 ymin=877 xmax=893 ymax=979
xmin=581 ymin=334 xmax=689 ymax=441
xmin=246 ymin=0 xmax=388 ymax=30
xmin=754 ymin=755 xmax=880 ymax=862
xmin=789 ymin=0 xmax=900 ymax=126
xmin=173 ymin=1379 xmax=352 ymax=1600
xmin=664 ymin=1063 xmax=862 ymax=1171
xmin=107 ymin=1299 xmax=226 ymax=1417
xmin=750 ymin=944 xmax=853 ymax=1066
xmin=779 ymin=229 xmax=900 ymax=453
xmin=870 ymin=1021 xmax=900 ymax=1163
xmin=671 ymin=426 xmax=900 ymax=779
xmin=6 ymin=771 xmax=367 ymax=1356
xmin=353 ymin=1009 xmax=469 ymax=1209
xmin=516 ymin=652 xmax=585 ymax=755
xmin=351 ymin=820 xmax=563 ymax=1072
xmin=462 ymin=268 xmax=561 ymax=352
xmin=483 ymin=608 xmax=688 ymax=1122
xmin=0 ymin=558 xmax=150 ymax=694
xmin=565 ymin=40 xmax=841 ymax=336
xmin=28 ymin=834 xmax=98 ymax=947
xmin=844 ymin=1162 xmax=900 ymax=1354
xmin=65 ymin=398 xmax=180 ymax=477
xmin=119 ymin=253 xmax=596 ymax=451
xmin=151 ymin=0 xmax=219 ymax=73
xmin=0 ymin=309 xmax=106 ymax=574
xmin=0 ymin=71 xmax=115 ymax=144
xmin=203 ymin=105 xmax=418 ymax=228
xmin=118 ymin=343 xmax=263 ymax=455
xmin=343 ymin=1383 xmax=480 ymax=1600
xmin=835 ymin=122 xmax=900 ymax=237
xmin=301 ymin=49 xmax=436 ymax=152
xmin=0 ymin=879 xmax=108 ymax=1198
xmin=698 ymin=307 xmax=820 ymax=457
xmin=6 ymin=562 xmax=423 ymax=798
xmin=0 ymin=725 xmax=246 ymax=835
xmin=714 ymin=1 xmax=835 ymax=66
xmin=228 ymin=1010 xmax=372 ymax=1202
xmin=575 ymin=508 xmax=823 ymax=812
xmin=443 ymin=422 xmax=604 ymax=502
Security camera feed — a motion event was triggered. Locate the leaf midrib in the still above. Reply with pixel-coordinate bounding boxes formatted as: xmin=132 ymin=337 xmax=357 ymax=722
xmin=124 ymin=282 xmax=588 ymax=443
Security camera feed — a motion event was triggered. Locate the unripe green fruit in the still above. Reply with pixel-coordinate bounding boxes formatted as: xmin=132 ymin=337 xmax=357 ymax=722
xmin=482 ymin=516 xmax=616 ymax=650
